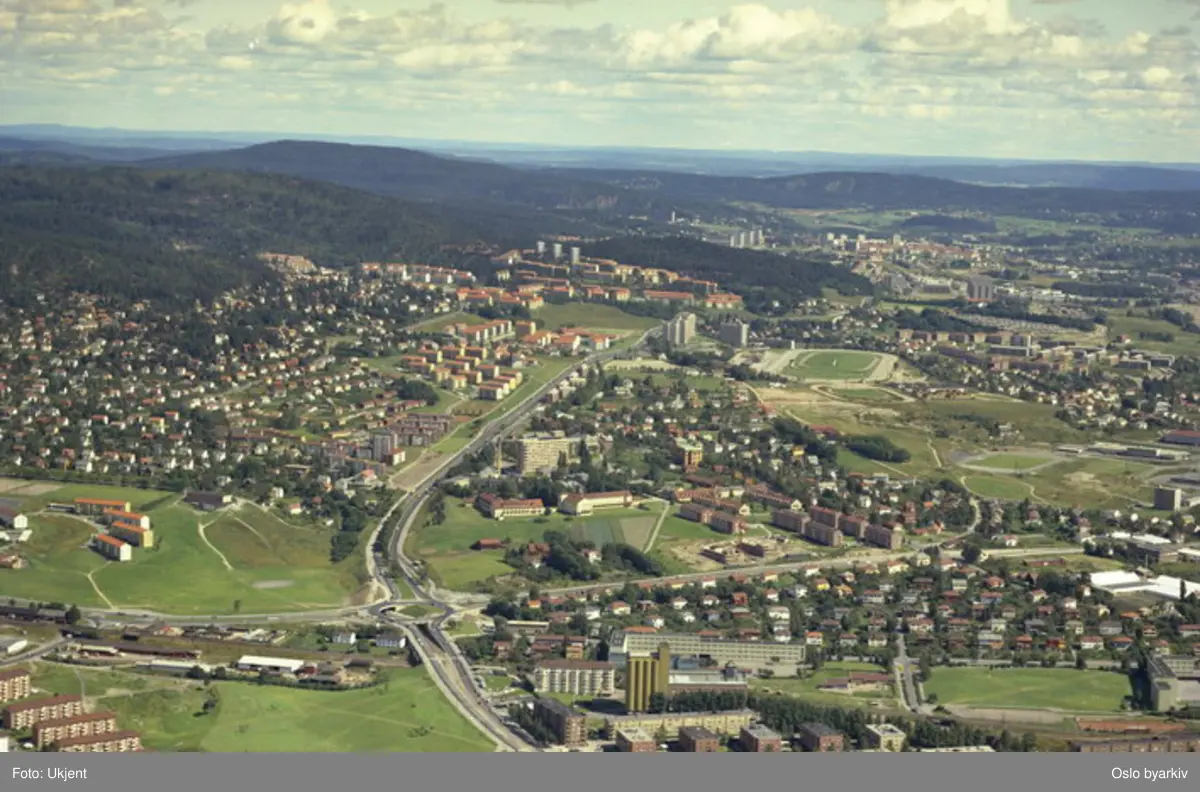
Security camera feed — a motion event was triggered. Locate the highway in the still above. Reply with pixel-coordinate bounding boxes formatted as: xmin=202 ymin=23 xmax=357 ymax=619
xmin=366 ymin=329 xmax=660 ymax=751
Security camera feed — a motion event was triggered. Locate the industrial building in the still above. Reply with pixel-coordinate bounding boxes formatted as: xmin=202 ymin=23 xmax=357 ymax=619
xmin=1147 ymin=654 xmax=1200 ymax=713
xmin=625 ymin=642 xmax=671 ymax=713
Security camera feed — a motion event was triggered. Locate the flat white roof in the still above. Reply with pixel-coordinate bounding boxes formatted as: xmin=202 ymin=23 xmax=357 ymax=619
xmin=237 ymin=655 xmax=305 ymax=672
xmin=1090 ymin=570 xmax=1142 ymax=588
xmin=1130 ymin=534 xmax=1173 ymax=546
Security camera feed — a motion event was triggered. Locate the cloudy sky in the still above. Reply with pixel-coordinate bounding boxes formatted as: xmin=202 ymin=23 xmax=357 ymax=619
xmin=1 ymin=0 xmax=1198 ymax=161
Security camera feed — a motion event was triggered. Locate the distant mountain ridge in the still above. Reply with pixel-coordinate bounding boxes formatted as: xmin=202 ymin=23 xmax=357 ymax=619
xmin=128 ymin=140 xmax=1200 ymax=232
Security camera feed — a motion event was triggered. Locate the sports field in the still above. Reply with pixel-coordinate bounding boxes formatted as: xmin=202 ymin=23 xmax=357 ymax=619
xmin=923 ymin=668 xmax=1131 ymax=712
xmin=0 ymin=484 xmax=364 ymax=614
xmin=789 ymin=351 xmax=881 ymax=381
xmin=63 ymin=666 xmax=492 ymax=752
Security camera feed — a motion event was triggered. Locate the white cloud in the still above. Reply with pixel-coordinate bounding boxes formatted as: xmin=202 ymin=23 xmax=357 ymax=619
xmin=266 ymin=0 xmax=338 ymax=45
xmin=0 ymin=0 xmax=1194 ymax=160
xmin=218 ymin=55 xmax=254 ymax=71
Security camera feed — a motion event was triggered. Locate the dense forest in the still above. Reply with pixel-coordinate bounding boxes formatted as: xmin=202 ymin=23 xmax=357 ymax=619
xmin=143 ymin=140 xmax=700 ymax=222
xmin=0 ymin=166 xmax=497 ymax=306
xmin=583 ymin=236 xmax=872 ymax=310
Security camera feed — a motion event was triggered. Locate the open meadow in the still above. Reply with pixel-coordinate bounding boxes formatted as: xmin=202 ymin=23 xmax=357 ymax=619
xmin=0 ymin=484 xmax=364 ymax=614
xmin=411 ymin=497 xmax=659 ymax=591
xmin=25 ymin=662 xmax=491 ymax=752
xmin=533 ymin=303 xmax=660 ymax=332
xmin=750 ymin=662 xmax=898 ymax=709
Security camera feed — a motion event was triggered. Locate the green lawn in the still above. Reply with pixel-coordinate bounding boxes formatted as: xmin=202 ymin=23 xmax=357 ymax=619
xmin=789 ymin=351 xmax=881 ymax=381
xmin=833 ymin=388 xmax=904 ymax=404
xmin=5 ymin=482 xmax=176 ymax=513
xmin=971 ymin=453 xmax=1054 ymax=471
xmin=962 ymin=475 xmax=1035 ymax=501
xmin=1106 ymin=313 xmax=1200 ymax=357
xmin=29 ymin=662 xmax=158 ymax=699
xmin=923 ymin=668 xmax=1132 ymax=712
xmin=103 ymin=668 xmax=493 ymax=752
xmin=1 ymin=491 xmax=365 ymax=614
xmin=533 ymin=303 xmax=659 ymax=332
xmin=414 ymin=498 xmax=659 ymax=590
xmin=657 ymin=514 xmax=725 ymax=543
xmin=750 ymin=662 xmax=895 ymax=708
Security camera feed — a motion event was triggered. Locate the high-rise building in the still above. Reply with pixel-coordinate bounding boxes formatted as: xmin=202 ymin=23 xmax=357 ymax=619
xmin=570 ymin=246 xmax=581 ymax=265
xmin=552 ymin=242 xmax=564 ymax=260
xmin=371 ymin=431 xmax=396 ymax=461
xmin=665 ymin=313 xmax=697 ymax=347
xmin=718 ymin=320 xmax=749 ymax=348
xmin=517 ymin=433 xmax=581 ymax=474
xmin=1154 ymin=487 xmax=1184 ymax=512
xmin=967 ymin=277 xmax=996 ymax=301
xmin=624 ymin=642 xmax=671 ymax=713
xmin=536 ymin=240 xmax=547 ymax=255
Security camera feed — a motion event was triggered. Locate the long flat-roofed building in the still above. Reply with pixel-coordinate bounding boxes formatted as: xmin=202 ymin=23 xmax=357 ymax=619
xmin=616 ymin=631 xmax=804 ymax=675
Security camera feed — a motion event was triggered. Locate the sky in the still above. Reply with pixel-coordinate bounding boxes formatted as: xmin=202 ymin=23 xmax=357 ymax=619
xmin=1 ymin=0 xmax=1198 ymax=161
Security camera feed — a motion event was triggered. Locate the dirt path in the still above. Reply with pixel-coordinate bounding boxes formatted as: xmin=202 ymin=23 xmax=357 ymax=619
xmin=197 ymin=518 xmax=234 ymax=571
xmin=231 ymin=515 xmax=272 ymax=549
xmin=85 ymin=570 xmax=115 ymax=609
xmin=927 ymin=439 xmax=943 ymax=470
xmin=642 ymin=500 xmax=673 ymax=553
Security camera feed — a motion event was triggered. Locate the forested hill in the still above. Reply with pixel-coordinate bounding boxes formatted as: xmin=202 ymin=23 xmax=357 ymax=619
xmin=141 ymin=140 xmax=689 ymax=218
xmin=0 ymin=166 xmax=498 ymax=307
xmin=583 ymin=236 xmax=872 ymax=310
xmin=555 ymin=169 xmax=1200 ymax=233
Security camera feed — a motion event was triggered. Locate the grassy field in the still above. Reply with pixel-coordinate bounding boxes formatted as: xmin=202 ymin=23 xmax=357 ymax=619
xmin=412 ymin=498 xmax=654 ymax=590
xmin=656 ymin=514 xmax=726 ymax=543
xmin=789 ymin=351 xmax=881 ymax=381
xmin=924 ymin=668 xmax=1132 ymax=712
xmin=533 ymin=303 xmax=659 ymax=332
xmin=0 ymin=485 xmax=364 ymax=614
xmin=971 ymin=453 xmax=1054 ymax=471
xmin=830 ymin=388 xmax=904 ymax=404
xmin=962 ymin=475 xmax=1036 ymax=501
xmin=95 ymin=668 xmax=493 ymax=752
xmin=750 ymin=662 xmax=896 ymax=709
xmin=1106 ymin=312 xmax=1200 ymax=357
